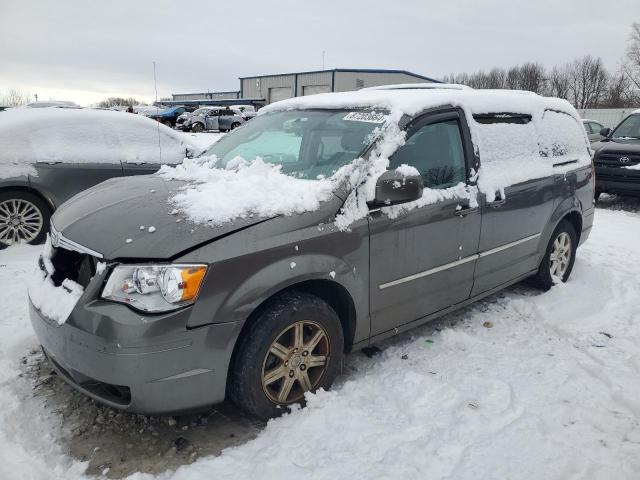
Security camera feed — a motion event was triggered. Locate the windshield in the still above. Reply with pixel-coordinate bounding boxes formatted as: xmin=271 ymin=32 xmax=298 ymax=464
xmin=612 ymin=114 xmax=640 ymax=139
xmin=200 ymin=109 xmax=386 ymax=179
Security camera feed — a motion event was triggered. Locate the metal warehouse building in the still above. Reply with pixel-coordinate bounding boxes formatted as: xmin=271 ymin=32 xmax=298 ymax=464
xmin=171 ymin=90 xmax=240 ymax=102
xmin=171 ymin=68 xmax=437 ymax=106
xmin=240 ymin=68 xmax=437 ymax=104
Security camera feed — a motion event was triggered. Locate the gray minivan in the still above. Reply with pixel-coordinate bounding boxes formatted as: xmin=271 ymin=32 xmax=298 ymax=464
xmin=29 ymin=87 xmax=594 ymax=420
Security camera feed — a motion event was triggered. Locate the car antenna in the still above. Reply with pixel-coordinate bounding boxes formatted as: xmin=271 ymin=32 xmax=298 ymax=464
xmin=153 ymin=60 xmax=162 ymax=163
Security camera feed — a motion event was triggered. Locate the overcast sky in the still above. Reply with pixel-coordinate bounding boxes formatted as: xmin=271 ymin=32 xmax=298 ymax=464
xmin=1 ymin=0 xmax=638 ymax=106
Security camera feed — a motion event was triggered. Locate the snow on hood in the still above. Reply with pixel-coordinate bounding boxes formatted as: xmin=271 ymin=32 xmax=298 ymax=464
xmin=158 ymin=156 xmax=337 ymax=226
xmin=0 ymin=108 xmax=198 ymax=180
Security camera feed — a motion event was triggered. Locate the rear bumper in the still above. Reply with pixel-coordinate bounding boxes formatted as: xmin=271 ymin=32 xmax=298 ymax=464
xmin=580 ymin=207 xmax=595 ymax=246
xmin=30 ymin=299 xmax=241 ymax=415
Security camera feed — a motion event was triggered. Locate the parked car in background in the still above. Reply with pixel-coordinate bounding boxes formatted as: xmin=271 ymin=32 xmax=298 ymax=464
xmin=175 ymin=106 xmax=216 ymax=129
xmin=0 ymin=106 xmax=10 ymax=112
xmin=134 ymin=105 xmax=164 ymax=116
xmin=0 ymin=108 xmax=199 ymax=247
xmin=148 ymin=106 xmax=197 ymax=127
xmin=23 ymin=101 xmax=81 ymax=109
xmin=30 ymin=87 xmax=593 ymax=420
xmin=582 ymin=119 xmax=606 ymax=143
xmin=231 ymin=104 xmax=258 ymax=120
xmin=592 ymin=110 xmax=640 ymax=199
xmin=184 ymin=107 xmax=245 ymax=132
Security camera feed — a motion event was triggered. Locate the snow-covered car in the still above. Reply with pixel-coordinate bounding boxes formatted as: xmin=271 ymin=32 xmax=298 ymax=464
xmin=0 ymin=108 xmax=199 ymax=247
xmin=592 ymin=109 xmax=640 ymax=199
xmin=230 ymin=104 xmax=258 ymax=120
xmin=22 ymin=100 xmax=81 ymax=109
xmin=183 ymin=107 xmax=245 ymax=132
xmin=29 ymin=86 xmax=594 ymax=420
xmin=175 ymin=106 xmax=217 ymax=129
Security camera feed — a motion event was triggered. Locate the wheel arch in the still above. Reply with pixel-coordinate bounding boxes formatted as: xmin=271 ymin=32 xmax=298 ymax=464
xmin=227 ymin=278 xmax=358 ymax=384
xmin=0 ymin=185 xmax=55 ymax=213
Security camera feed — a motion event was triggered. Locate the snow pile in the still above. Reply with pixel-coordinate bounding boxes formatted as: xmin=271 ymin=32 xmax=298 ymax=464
xmin=158 ymin=156 xmax=336 ymax=225
xmin=0 ymin=108 xmax=196 ymax=179
xmin=27 ymin=238 xmax=83 ymax=325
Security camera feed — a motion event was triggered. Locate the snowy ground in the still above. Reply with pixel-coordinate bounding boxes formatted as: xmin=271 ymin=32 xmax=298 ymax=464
xmin=1 ymin=196 xmax=640 ymax=479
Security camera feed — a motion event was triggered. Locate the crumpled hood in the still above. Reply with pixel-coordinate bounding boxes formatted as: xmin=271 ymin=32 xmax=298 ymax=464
xmin=51 ymin=175 xmax=273 ymax=260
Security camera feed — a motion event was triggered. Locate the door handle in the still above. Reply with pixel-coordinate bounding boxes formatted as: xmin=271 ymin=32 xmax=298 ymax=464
xmin=454 ymin=202 xmax=478 ymax=217
xmin=486 ymin=193 xmax=506 ymax=208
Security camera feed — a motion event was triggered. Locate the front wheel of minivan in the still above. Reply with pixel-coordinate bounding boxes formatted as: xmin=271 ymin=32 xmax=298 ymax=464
xmin=529 ymin=220 xmax=577 ymax=291
xmin=228 ymin=292 xmax=344 ymax=421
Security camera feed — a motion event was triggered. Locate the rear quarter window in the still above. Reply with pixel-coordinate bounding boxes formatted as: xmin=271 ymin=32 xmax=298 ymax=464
xmin=537 ymin=110 xmax=588 ymax=161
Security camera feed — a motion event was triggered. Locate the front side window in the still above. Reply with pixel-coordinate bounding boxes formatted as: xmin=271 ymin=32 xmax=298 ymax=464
xmin=612 ymin=114 xmax=640 ymax=139
xmin=388 ymin=119 xmax=467 ymax=189
xmin=201 ymin=110 xmax=384 ymax=179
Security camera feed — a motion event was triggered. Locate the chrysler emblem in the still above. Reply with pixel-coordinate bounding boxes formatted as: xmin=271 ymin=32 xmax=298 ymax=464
xmin=619 ymin=156 xmax=631 ymax=164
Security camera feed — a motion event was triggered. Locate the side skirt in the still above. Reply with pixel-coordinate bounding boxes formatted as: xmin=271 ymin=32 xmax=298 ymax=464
xmin=352 ymin=268 xmax=538 ymax=351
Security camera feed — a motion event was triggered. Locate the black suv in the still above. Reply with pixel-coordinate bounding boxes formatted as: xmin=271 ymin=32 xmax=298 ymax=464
xmin=593 ymin=111 xmax=640 ymax=198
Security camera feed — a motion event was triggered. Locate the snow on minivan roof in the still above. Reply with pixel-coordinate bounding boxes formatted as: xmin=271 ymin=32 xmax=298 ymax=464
xmin=260 ymin=87 xmax=579 ymax=122
xmin=0 ymin=108 xmax=197 ymax=179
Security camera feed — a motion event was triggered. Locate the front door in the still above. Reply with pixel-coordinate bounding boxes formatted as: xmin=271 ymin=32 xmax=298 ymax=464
xmin=369 ymin=110 xmax=481 ymax=337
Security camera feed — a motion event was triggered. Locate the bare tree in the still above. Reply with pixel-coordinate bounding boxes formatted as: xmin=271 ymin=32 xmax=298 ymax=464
xmin=0 ymin=88 xmax=32 ymax=107
xmin=567 ymin=56 xmax=608 ymax=108
xmin=97 ymin=96 xmax=142 ymax=108
xmin=622 ymin=22 xmax=640 ymax=89
xmin=546 ymin=65 xmax=571 ymax=99
xmin=505 ymin=66 xmax=520 ymax=90
xmin=518 ymin=62 xmax=546 ymax=93
xmin=601 ymin=71 xmax=634 ymax=107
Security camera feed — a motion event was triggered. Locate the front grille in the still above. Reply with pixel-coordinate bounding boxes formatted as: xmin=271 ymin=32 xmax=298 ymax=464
xmin=50 ymin=247 xmax=97 ymax=289
xmin=595 ymin=152 xmax=640 ymax=167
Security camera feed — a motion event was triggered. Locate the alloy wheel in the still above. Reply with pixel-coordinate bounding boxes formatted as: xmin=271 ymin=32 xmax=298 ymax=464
xmin=261 ymin=320 xmax=330 ymax=404
xmin=550 ymin=232 xmax=572 ymax=277
xmin=0 ymin=198 xmax=43 ymax=245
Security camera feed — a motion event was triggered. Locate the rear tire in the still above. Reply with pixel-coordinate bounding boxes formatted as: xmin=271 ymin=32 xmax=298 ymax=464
xmin=228 ymin=292 xmax=344 ymax=420
xmin=231 ymin=122 xmax=241 ymax=130
xmin=0 ymin=191 xmax=51 ymax=248
xmin=529 ymin=219 xmax=577 ymax=291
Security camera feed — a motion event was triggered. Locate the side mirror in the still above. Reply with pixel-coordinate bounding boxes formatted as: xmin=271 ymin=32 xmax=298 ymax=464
xmin=600 ymin=127 xmax=612 ymax=137
xmin=371 ymin=170 xmax=423 ymax=207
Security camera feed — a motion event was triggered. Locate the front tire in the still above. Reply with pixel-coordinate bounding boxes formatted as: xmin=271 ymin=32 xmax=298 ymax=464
xmin=228 ymin=292 xmax=344 ymax=420
xmin=0 ymin=191 xmax=51 ymax=248
xmin=190 ymin=122 xmax=204 ymax=133
xmin=529 ymin=219 xmax=577 ymax=291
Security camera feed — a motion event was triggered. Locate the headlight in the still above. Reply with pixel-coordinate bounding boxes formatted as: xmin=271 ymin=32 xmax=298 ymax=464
xmin=101 ymin=264 xmax=207 ymax=313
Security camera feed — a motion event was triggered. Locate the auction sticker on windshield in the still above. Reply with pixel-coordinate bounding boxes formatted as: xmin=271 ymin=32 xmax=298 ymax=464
xmin=343 ymin=112 xmax=387 ymax=123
